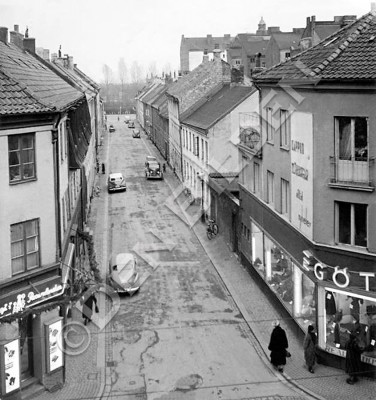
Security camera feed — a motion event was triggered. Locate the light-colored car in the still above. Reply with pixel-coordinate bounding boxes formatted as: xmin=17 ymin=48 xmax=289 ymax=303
xmin=108 ymin=253 xmax=140 ymax=295
xmin=145 ymin=156 xmax=157 ymax=165
xmin=128 ymin=121 xmax=135 ymax=128
xmin=107 ymin=172 xmax=126 ymax=193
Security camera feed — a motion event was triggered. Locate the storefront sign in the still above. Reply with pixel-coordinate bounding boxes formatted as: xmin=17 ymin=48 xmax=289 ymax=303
xmin=45 ymin=319 xmax=64 ymax=373
xmin=314 ymin=262 xmax=375 ymax=292
xmin=0 ymin=278 xmax=63 ymax=319
xmin=0 ymin=339 xmax=20 ymax=395
xmin=290 ymin=112 xmax=313 ymax=239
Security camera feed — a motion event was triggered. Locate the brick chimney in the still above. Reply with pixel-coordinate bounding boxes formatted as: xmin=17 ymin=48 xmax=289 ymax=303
xmin=0 ymin=27 xmax=8 ymax=43
xmin=10 ymin=25 xmax=24 ymax=48
xmin=51 ymin=53 xmax=58 ymax=62
xmin=213 ymin=48 xmax=221 ymax=59
xmin=23 ymin=38 xmax=35 ymax=53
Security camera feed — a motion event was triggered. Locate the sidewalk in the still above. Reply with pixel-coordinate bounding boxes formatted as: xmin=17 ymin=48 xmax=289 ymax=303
xmin=172 ymin=193 xmax=376 ymax=400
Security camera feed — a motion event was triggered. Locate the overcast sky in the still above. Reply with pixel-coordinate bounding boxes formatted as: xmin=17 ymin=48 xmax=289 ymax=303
xmin=1 ymin=0 xmax=372 ymax=83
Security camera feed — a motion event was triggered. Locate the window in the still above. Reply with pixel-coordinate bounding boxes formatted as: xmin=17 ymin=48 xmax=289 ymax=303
xmin=335 ymin=117 xmax=368 ymax=183
xmin=11 ymin=219 xmax=40 ymax=274
xmin=281 ymin=178 xmax=290 ymax=217
xmin=253 ymin=162 xmax=261 ymax=195
xmin=196 ymin=136 xmax=199 ymax=157
xmin=280 ymin=110 xmax=290 ymax=149
xmin=266 ymin=170 xmax=274 ymax=206
xmin=189 ymin=132 xmax=192 ymax=152
xmin=285 ymin=52 xmax=291 ymax=59
xmin=205 ymin=141 xmax=208 ymax=164
xmin=201 ymin=138 xmax=204 ymax=161
xmin=214 ymin=43 xmax=219 ymax=49
xmin=336 ymin=202 xmax=367 ymax=247
xmin=266 ymin=107 xmax=274 ymax=143
xmin=9 ymin=134 xmax=36 ymax=183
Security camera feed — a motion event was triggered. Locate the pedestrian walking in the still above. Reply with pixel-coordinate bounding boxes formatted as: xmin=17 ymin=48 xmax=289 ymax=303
xmin=101 ymin=163 xmax=105 ymax=174
xmin=345 ymin=331 xmax=364 ymax=384
xmin=303 ymin=324 xmax=317 ymax=373
xmin=81 ymin=287 xmax=98 ymax=326
xmin=162 ymin=163 xmax=166 ymax=172
xmin=268 ymin=320 xmax=289 ymax=372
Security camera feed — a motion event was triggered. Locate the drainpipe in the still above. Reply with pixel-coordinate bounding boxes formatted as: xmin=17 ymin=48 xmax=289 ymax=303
xmin=52 ymin=113 xmax=62 ymax=261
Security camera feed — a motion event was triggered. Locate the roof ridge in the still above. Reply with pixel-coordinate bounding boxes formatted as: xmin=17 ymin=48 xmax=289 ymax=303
xmin=311 ymin=12 xmax=375 ymax=75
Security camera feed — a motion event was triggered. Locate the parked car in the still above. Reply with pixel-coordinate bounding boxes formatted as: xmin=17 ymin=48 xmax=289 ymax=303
xmin=145 ymin=160 xmax=163 ymax=180
xmin=107 ymin=172 xmax=126 ymax=193
xmin=145 ymin=156 xmax=157 ymax=166
xmin=128 ymin=121 xmax=135 ymax=128
xmin=132 ymin=129 xmax=141 ymax=138
xmin=109 ymin=124 xmax=115 ymax=132
xmin=108 ymin=253 xmax=140 ymax=295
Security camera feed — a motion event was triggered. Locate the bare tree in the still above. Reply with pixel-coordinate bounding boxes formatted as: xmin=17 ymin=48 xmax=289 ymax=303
xmin=148 ymin=61 xmax=157 ymax=78
xmin=118 ymin=58 xmax=128 ymax=105
xmin=102 ymin=64 xmax=113 ymax=94
xmin=130 ymin=61 xmax=143 ymax=83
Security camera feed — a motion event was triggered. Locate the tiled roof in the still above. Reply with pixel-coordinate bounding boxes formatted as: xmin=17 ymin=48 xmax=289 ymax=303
xmin=0 ymin=41 xmax=83 ymax=114
xmin=270 ymin=32 xmax=301 ymax=50
xmin=253 ymin=12 xmax=376 ymax=83
xmin=181 ymin=84 xmax=255 ymax=130
xmin=233 ymin=34 xmax=269 ymax=54
xmin=181 ymin=35 xmax=232 ymax=51
xmin=142 ymin=84 xmax=166 ymax=105
xmin=0 ymin=70 xmax=52 ymax=115
xmin=167 ymin=57 xmax=231 ymax=113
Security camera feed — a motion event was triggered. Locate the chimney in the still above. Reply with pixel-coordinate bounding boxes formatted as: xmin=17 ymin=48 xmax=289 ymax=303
xmin=213 ymin=48 xmax=221 ymax=59
xmin=43 ymin=49 xmax=50 ymax=61
xmin=23 ymin=38 xmax=35 ymax=53
xmin=0 ymin=27 xmax=8 ymax=43
xmin=10 ymin=28 xmax=24 ymax=48
xmin=203 ymin=54 xmax=209 ymax=63
xmin=51 ymin=53 xmax=57 ymax=62
xmin=14 ymin=24 xmax=19 ymax=33
xmin=68 ymin=56 xmax=74 ymax=70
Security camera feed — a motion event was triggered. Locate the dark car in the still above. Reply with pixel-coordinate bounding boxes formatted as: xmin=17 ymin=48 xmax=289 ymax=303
xmin=132 ymin=129 xmax=141 ymax=138
xmin=128 ymin=121 xmax=135 ymax=129
xmin=109 ymin=125 xmax=115 ymax=132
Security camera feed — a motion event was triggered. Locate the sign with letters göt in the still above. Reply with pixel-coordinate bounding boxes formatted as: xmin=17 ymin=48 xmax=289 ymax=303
xmin=290 ymin=112 xmax=313 ymax=239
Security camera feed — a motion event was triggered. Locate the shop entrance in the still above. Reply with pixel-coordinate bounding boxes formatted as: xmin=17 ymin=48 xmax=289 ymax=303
xmin=19 ymin=314 xmax=34 ymax=380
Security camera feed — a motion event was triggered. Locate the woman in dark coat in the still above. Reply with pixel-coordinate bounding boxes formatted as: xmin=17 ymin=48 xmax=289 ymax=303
xmin=268 ymin=320 xmax=289 ymax=372
xmin=345 ymin=332 xmax=363 ymax=384
xmin=303 ymin=325 xmax=317 ymax=373
xmin=81 ymin=287 xmax=98 ymax=325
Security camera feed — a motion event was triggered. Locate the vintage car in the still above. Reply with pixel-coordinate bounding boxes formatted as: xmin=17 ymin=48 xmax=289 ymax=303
xmin=109 ymin=124 xmax=115 ymax=132
xmin=128 ymin=121 xmax=135 ymax=128
xmin=107 ymin=172 xmax=126 ymax=193
xmin=132 ymin=129 xmax=141 ymax=138
xmin=145 ymin=160 xmax=163 ymax=180
xmin=108 ymin=253 xmax=140 ymax=295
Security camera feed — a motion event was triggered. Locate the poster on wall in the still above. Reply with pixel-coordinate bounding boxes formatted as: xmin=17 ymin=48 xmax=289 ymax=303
xmin=290 ymin=112 xmax=313 ymax=239
xmin=1 ymin=339 xmax=20 ymax=394
xmin=45 ymin=319 xmax=63 ymax=373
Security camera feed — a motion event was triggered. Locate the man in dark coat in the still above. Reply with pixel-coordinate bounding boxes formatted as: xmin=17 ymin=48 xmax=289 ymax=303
xmin=81 ymin=287 xmax=98 ymax=326
xmin=345 ymin=332 xmax=363 ymax=384
xmin=268 ymin=320 xmax=289 ymax=372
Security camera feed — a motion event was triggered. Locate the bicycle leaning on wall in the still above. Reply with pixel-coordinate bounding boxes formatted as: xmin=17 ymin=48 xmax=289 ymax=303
xmin=206 ymin=218 xmax=219 ymax=240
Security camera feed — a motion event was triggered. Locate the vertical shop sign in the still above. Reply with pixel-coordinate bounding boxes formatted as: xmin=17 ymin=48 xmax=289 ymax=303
xmin=290 ymin=112 xmax=313 ymax=239
xmin=0 ymin=339 xmax=20 ymax=395
xmin=45 ymin=319 xmax=63 ymax=373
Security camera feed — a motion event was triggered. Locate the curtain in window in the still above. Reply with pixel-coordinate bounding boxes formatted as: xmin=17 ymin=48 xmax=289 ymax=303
xmin=339 ymin=118 xmax=352 ymax=160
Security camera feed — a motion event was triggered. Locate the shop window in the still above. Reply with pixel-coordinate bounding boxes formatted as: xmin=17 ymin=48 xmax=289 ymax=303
xmin=9 ymin=133 xmax=36 ymax=183
xmin=336 ymin=202 xmax=367 ymax=247
xmin=264 ymin=236 xmax=293 ymax=313
xmin=251 ymin=221 xmax=264 ymax=275
xmin=323 ymin=289 xmax=376 ymax=363
xmin=11 ymin=219 xmax=40 ymax=275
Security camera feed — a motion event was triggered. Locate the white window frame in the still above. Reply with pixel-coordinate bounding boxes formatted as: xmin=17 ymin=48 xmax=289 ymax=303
xmin=266 ymin=170 xmax=274 ymax=206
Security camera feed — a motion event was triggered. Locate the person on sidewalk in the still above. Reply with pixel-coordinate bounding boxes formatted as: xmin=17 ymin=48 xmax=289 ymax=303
xmin=345 ymin=331 xmax=364 ymax=384
xmin=81 ymin=287 xmax=98 ymax=326
xmin=303 ymin=324 xmax=317 ymax=373
xmin=268 ymin=320 xmax=289 ymax=372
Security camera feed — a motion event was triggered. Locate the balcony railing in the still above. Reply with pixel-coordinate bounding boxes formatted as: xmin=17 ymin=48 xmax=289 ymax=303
xmin=329 ymin=156 xmax=375 ymax=190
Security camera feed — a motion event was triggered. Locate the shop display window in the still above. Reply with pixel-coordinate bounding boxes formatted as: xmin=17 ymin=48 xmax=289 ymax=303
xmin=251 ymin=222 xmax=264 ymax=276
xmin=294 ymin=271 xmax=316 ymax=331
xmin=324 ymin=289 xmax=376 ymax=361
xmin=264 ymin=236 xmax=293 ymax=313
